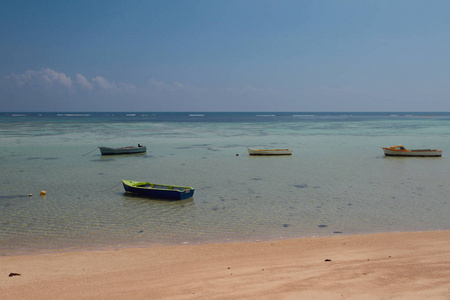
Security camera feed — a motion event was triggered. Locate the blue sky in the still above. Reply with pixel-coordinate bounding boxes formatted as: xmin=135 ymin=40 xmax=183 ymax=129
xmin=1 ymin=0 xmax=449 ymax=112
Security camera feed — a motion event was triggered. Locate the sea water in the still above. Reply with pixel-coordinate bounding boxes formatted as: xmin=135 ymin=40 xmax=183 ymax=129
xmin=1 ymin=112 xmax=449 ymax=254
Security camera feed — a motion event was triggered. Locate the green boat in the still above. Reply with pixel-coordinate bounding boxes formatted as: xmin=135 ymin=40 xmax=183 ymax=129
xmin=122 ymin=180 xmax=195 ymax=200
xmin=99 ymin=145 xmax=146 ymax=155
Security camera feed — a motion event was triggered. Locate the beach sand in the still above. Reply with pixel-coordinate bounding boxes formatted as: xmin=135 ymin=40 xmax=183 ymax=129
xmin=1 ymin=230 xmax=449 ymax=299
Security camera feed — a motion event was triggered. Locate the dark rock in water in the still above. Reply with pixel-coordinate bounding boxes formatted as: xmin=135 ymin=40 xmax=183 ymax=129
xmin=294 ymin=184 xmax=308 ymax=189
xmin=9 ymin=273 xmax=21 ymax=277
xmin=318 ymin=224 xmax=328 ymax=228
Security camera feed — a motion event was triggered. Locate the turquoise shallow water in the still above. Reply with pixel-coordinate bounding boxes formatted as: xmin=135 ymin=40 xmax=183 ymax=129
xmin=1 ymin=112 xmax=449 ymax=254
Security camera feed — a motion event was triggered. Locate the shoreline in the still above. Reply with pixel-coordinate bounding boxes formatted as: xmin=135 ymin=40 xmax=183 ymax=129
xmin=1 ymin=230 xmax=449 ymax=299
xmin=0 ymin=228 xmax=439 ymax=257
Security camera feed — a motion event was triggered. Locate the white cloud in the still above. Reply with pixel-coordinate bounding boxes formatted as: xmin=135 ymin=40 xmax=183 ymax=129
xmin=0 ymin=68 xmax=269 ymax=111
xmin=75 ymin=74 xmax=93 ymax=90
xmin=4 ymin=68 xmax=73 ymax=89
xmin=116 ymin=81 xmax=137 ymax=93
xmin=42 ymin=68 xmax=73 ymax=88
xmin=147 ymin=78 xmax=207 ymax=94
xmin=91 ymin=76 xmax=137 ymax=93
xmin=148 ymin=78 xmax=170 ymax=91
xmin=92 ymin=76 xmax=115 ymax=90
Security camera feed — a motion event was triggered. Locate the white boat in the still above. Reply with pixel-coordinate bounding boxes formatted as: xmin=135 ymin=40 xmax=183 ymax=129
xmin=248 ymin=148 xmax=292 ymax=156
xmin=382 ymin=145 xmax=442 ymax=157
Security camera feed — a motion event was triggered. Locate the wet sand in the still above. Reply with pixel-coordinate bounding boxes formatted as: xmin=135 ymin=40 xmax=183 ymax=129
xmin=1 ymin=230 xmax=449 ymax=299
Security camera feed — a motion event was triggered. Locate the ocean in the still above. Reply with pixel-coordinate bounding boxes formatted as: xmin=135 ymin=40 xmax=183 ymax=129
xmin=1 ymin=112 xmax=449 ymax=254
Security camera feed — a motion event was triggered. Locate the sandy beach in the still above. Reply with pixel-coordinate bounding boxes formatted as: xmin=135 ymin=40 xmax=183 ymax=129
xmin=1 ymin=230 xmax=449 ymax=300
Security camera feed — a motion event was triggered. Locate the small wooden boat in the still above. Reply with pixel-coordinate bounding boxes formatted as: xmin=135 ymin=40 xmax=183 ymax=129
xmin=122 ymin=180 xmax=195 ymax=200
xmin=248 ymin=148 xmax=292 ymax=156
xmin=382 ymin=145 xmax=442 ymax=157
xmin=99 ymin=144 xmax=146 ymax=155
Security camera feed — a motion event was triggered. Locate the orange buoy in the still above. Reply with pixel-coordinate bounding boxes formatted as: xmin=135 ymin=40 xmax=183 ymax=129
xmin=40 ymin=190 xmax=46 ymax=196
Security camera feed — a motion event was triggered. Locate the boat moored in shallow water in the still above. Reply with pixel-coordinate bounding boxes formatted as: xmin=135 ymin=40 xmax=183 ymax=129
xmin=382 ymin=145 xmax=442 ymax=157
xmin=248 ymin=148 xmax=292 ymax=156
xmin=122 ymin=180 xmax=195 ymax=200
xmin=99 ymin=144 xmax=146 ymax=155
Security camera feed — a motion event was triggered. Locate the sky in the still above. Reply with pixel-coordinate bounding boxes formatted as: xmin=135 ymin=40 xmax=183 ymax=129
xmin=1 ymin=0 xmax=449 ymax=112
